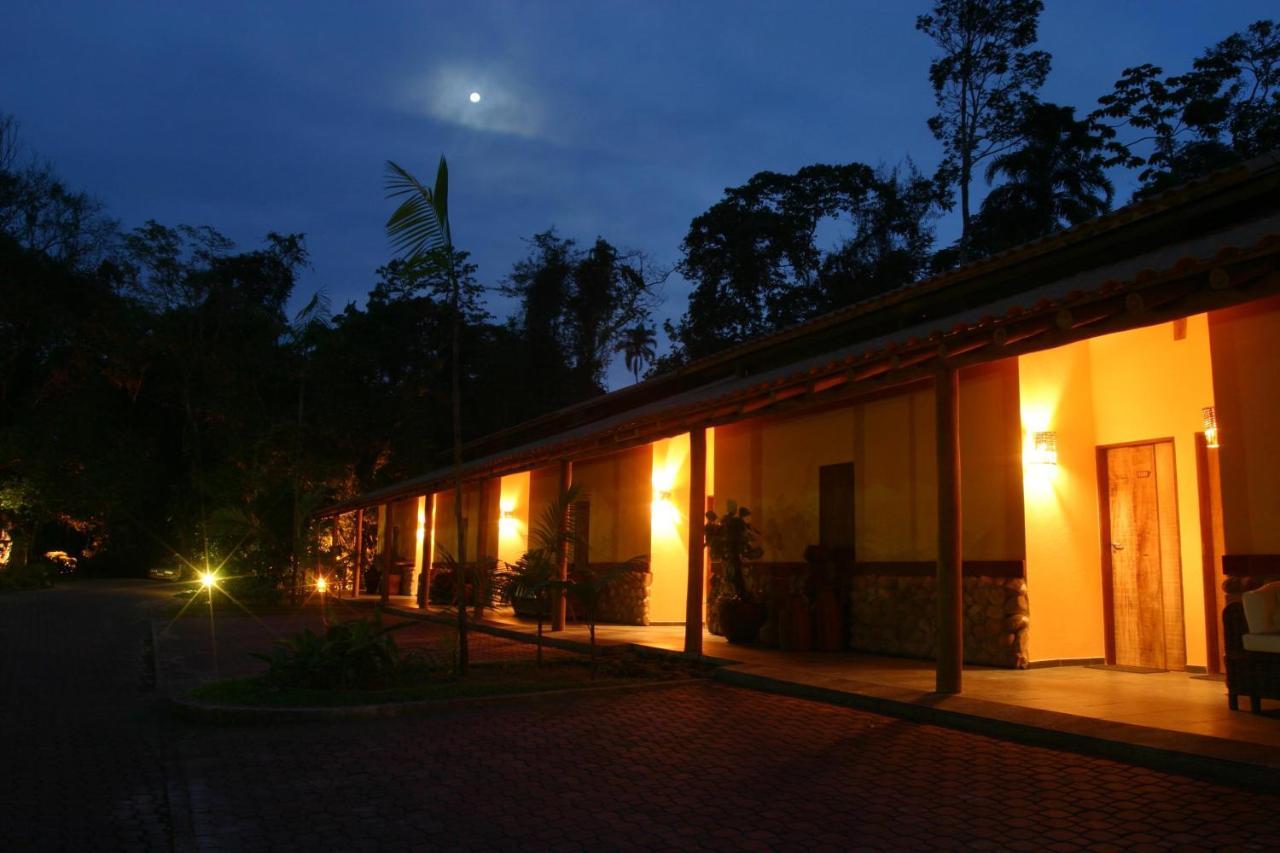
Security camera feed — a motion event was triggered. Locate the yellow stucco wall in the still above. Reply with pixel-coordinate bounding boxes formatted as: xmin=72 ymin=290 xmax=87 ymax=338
xmin=570 ymin=446 xmax=652 ymax=564
xmin=712 ymin=363 xmax=1023 ymax=564
xmin=1020 ymin=316 xmax=1215 ymax=665
xmin=497 ymin=471 xmax=531 ymax=565
xmin=528 ymin=464 xmax=563 ymax=542
xmin=650 ymin=434 xmax=691 ymax=623
xmin=1020 ymin=336 xmax=1104 ymax=662
xmin=432 ymin=484 xmax=482 ymax=564
xmin=1209 ymin=296 xmax=1280 ymax=555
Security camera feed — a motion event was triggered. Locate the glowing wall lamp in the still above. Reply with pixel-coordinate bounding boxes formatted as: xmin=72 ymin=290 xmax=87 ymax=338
xmin=1031 ymin=431 xmax=1058 ymax=466
xmin=1202 ymin=406 xmax=1219 ymax=449
xmin=652 ymin=489 xmax=679 ymax=526
xmin=498 ymin=499 xmax=518 ymax=536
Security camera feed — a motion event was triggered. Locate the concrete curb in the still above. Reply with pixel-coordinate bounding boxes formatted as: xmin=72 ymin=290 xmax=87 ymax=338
xmin=167 ymin=677 xmax=706 ymax=724
xmin=712 ymin=665 xmax=1280 ymax=793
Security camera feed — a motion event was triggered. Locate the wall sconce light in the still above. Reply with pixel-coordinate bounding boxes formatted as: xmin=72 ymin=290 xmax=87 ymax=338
xmin=498 ymin=508 xmax=517 ymax=536
xmin=652 ymin=490 xmax=679 ymax=526
xmin=1202 ymin=406 xmax=1219 ymax=449
xmin=1031 ymin=431 xmax=1058 ymax=466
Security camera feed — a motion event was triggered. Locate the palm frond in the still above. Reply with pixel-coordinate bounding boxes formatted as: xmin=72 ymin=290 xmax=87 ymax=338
xmin=384 ymin=160 xmax=448 ymax=259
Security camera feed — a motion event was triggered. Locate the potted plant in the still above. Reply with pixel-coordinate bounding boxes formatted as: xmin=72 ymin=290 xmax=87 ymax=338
xmin=704 ymin=501 xmax=765 ymax=644
xmin=497 ymin=485 xmax=582 ymax=666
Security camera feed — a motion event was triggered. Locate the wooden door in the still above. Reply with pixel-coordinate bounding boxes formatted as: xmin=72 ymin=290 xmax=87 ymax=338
xmin=818 ymin=462 xmax=856 ymax=553
xmin=1103 ymin=442 xmax=1186 ymax=670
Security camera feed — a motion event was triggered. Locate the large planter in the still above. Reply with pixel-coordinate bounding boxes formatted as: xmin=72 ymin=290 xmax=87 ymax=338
xmin=718 ymin=596 xmax=766 ymax=644
xmin=512 ymin=595 xmax=550 ymax=619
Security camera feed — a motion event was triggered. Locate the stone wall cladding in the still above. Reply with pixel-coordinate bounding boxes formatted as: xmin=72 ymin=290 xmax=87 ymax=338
xmin=850 ymin=575 xmax=1030 ymax=668
xmin=583 ymin=568 xmax=651 ymax=626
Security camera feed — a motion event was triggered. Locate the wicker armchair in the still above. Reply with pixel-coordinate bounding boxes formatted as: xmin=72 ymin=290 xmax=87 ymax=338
xmin=1224 ymin=600 xmax=1280 ymax=712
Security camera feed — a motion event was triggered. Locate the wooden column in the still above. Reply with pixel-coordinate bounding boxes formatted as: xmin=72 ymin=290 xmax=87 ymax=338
xmin=552 ymin=459 xmax=573 ymax=632
xmin=936 ymin=367 xmax=963 ymax=694
xmin=330 ymin=516 xmax=340 ymax=597
xmin=353 ymin=508 xmax=365 ymax=597
xmin=378 ymin=503 xmax=390 ymax=606
xmin=423 ymin=493 xmax=437 ymax=609
xmin=685 ymin=427 xmax=708 ymax=657
xmin=476 ymin=478 xmax=491 ymax=563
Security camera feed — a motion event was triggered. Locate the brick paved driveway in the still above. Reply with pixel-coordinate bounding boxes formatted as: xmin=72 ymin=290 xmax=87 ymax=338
xmin=3 ymin=581 xmax=1279 ymax=851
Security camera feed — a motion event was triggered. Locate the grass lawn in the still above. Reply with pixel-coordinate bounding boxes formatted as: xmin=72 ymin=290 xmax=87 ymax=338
xmin=187 ymin=656 xmax=707 ymax=708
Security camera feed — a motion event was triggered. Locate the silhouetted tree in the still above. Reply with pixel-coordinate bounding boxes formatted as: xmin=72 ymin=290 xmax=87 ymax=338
xmin=1093 ymin=18 xmax=1280 ymax=197
xmin=664 ymin=162 xmax=938 ymax=365
xmin=917 ymin=0 xmax=1051 ymax=262
xmin=503 ymin=229 xmax=658 ymax=402
xmin=938 ymin=103 xmax=1113 ymax=262
xmin=615 ymin=324 xmax=657 ymax=384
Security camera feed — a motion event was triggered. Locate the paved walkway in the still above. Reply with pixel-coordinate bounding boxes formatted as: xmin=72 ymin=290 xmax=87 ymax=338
xmin=4 ymin=581 xmax=1280 ymax=851
xmin=384 ymin=601 xmax=1280 ymax=776
xmin=0 ymin=580 xmax=175 ymax=851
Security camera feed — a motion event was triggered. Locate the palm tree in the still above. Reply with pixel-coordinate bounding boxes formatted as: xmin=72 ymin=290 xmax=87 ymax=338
xmin=974 ymin=103 xmax=1114 ymax=253
xmin=614 ymin=324 xmax=657 ymax=384
xmin=383 ymin=156 xmax=472 ymax=675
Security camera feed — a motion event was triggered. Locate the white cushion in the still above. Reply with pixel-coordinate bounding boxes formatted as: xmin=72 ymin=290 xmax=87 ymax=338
xmin=1242 ymin=582 xmax=1280 ymax=634
xmin=1243 ymin=632 xmax=1280 ymax=654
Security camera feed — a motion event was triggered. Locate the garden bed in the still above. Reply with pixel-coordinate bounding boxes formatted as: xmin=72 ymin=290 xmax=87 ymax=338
xmin=176 ymin=654 xmax=709 ymax=720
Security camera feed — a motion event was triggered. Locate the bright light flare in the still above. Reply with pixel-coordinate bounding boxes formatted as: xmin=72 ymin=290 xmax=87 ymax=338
xmin=200 ymin=571 xmax=216 ymax=589
xmin=468 ymin=91 xmax=481 ymax=103
xmin=316 ymin=576 xmax=327 ymax=593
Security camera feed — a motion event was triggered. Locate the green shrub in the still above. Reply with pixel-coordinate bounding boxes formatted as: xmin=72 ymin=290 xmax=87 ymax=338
xmin=254 ymin=616 xmax=434 ymax=690
xmin=219 ymin=573 xmax=283 ymax=605
xmin=0 ymin=562 xmax=56 ymax=591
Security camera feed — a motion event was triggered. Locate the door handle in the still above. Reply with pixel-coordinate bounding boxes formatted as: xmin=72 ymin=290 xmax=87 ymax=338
xmin=1111 ymin=543 xmax=1124 ymax=551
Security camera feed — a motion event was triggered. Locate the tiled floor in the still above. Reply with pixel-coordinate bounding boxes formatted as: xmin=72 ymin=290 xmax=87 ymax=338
xmin=373 ymin=595 xmax=1280 ymax=757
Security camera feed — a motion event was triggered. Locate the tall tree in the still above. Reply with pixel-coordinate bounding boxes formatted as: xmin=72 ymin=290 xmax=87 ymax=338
xmin=665 ymin=162 xmax=938 ymax=365
xmin=917 ymin=0 xmax=1050 ymax=262
xmin=1093 ymin=19 xmax=1280 ymax=197
xmin=384 ymin=156 xmax=472 ymax=675
xmin=503 ymin=229 xmax=657 ymax=401
xmin=963 ymin=103 xmax=1112 ymax=255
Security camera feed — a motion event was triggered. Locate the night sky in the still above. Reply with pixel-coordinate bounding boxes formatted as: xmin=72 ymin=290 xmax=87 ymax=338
xmin=2 ymin=2 xmax=1273 ymax=386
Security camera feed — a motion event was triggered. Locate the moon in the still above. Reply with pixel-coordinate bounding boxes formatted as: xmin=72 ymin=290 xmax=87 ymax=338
xmin=468 ymin=91 xmax=481 ymax=104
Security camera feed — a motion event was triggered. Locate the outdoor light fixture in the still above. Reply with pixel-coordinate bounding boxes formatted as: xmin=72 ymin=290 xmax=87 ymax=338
xmin=1031 ymin=431 xmax=1058 ymax=466
xmin=200 ymin=571 xmax=216 ymax=589
xmin=652 ymin=489 xmax=679 ymax=526
xmin=315 ymin=576 xmax=327 ymax=593
xmin=498 ymin=504 xmax=518 ymax=536
xmin=1203 ymin=406 xmax=1219 ymax=448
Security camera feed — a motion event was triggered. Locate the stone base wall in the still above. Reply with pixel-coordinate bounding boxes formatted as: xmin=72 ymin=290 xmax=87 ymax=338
xmin=850 ymin=575 xmax=1030 ymax=668
xmin=579 ymin=568 xmax=651 ymax=626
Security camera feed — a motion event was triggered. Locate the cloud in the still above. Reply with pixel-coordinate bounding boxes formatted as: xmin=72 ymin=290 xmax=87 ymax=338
xmin=401 ymin=64 xmax=547 ymax=140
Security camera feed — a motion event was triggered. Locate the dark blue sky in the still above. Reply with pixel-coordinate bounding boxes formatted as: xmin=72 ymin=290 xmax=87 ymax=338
xmin=2 ymin=2 xmax=1273 ymax=386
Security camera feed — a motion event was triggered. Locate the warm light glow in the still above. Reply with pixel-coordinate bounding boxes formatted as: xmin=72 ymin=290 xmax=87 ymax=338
xmin=1030 ymin=431 xmax=1058 ymax=466
xmin=315 ymin=576 xmax=327 ymax=593
xmin=200 ymin=571 xmax=216 ymax=589
xmin=496 ymin=473 xmax=530 ymax=564
xmin=498 ymin=509 xmax=517 ymax=537
xmin=1203 ymin=405 xmax=1219 ymax=448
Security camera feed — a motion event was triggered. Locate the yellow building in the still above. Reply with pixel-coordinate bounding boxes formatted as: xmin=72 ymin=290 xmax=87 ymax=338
xmin=317 ymin=152 xmax=1280 ymax=694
